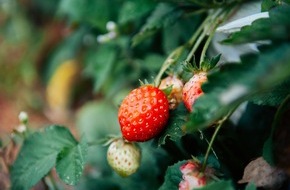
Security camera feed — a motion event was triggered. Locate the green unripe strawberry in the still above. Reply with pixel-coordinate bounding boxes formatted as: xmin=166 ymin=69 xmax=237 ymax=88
xmin=107 ymin=138 xmax=141 ymax=177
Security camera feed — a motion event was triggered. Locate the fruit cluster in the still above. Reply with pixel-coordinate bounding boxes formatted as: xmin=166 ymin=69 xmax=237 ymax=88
xmin=106 ymin=68 xmax=208 ymax=177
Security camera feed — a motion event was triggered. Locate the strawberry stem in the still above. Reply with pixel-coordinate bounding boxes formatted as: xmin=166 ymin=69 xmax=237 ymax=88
xmin=155 ymin=10 xmax=216 ymax=86
xmin=201 ymin=120 xmax=223 ymax=172
xmin=201 ymin=108 xmax=236 ymax=172
xmin=154 ymin=46 xmax=184 ymax=86
xmin=185 ymin=9 xmax=221 ymax=63
xmin=199 ymin=7 xmax=237 ymax=67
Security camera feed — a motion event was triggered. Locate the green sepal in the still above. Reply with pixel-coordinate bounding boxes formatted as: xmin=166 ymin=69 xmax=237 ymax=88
xmin=182 ymin=57 xmax=199 ymax=73
xmin=161 ymin=84 xmax=173 ymax=96
xmin=200 ymin=54 xmax=221 ymax=72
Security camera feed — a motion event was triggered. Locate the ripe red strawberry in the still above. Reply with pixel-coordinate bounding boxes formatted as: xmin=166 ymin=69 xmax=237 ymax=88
xmin=182 ymin=72 xmax=207 ymax=112
xmin=107 ymin=138 xmax=141 ymax=177
xmin=159 ymin=75 xmax=184 ymax=110
xmin=179 ymin=161 xmax=206 ymax=190
xmin=118 ymin=85 xmax=170 ymax=142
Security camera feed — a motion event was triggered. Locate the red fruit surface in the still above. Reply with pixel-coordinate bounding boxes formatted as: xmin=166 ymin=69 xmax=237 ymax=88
xmin=118 ymin=85 xmax=170 ymax=142
xmin=182 ymin=72 xmax=207 ymax=112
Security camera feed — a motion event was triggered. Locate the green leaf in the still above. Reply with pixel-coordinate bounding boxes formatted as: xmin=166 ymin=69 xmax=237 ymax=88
xmin=223 ymin=5 xmax=290 ymax=44
xmin=158 ymin=104 xmax=187 ymax=146
xmin=162 ymin=14 xmax=203 ymax=54
xmin=57 ymin=0 xmax=117 ymax=30
xmin=261 ymin=0 xmax=280 ymax=11
xmin=11 ymin=125 xmax=83 ymax=190
xmin=262 ymin=137 xmax=274 ymax=166
xmin=196 ymin=180 xmax=234 ymax=190
xmin=250 ymin=79 xmax=290 ymax=106
xmin=132 ymin=3 xmax=183 ymax=46
xmin=43 ymin=28 xmax=85 ymax=83
xmin=118 ymin=0 xmax=156 ymax=24
xmin=186 ymin=43 xmax=290 ymax=131
xmin=159 ymin=160 xmax=186 ymax=190
xmin=83 ymin=45 xmax=117 ymax=92
xmin=263 ymin=94 xmax=290 ymax=166
xmin=76 ymin=100 xmax=119 ymax=143
xmin=56 ymin=137 xmax=88 ymax=185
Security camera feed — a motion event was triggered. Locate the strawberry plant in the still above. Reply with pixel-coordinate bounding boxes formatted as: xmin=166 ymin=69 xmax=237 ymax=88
xmin=1 ymin=0 xmax=290 ymax=190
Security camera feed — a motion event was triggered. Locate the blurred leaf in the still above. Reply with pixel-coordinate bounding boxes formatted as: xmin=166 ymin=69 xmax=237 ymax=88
xmin=44 ymin=28 xmax=85 ymax=83
xmin=162 ymin=14 xmax=203 ymax=53
xmin=77 ymin=176 xmax=120 ymax=190
xmin=223 ymin=5 xmax=290 ymax=44
xmin=83 ymin=45 xmax=117 ymax=92
xmin=158 ymin=104 xmax=187 ymax=146
xmin=186 ymin=43 xmax=290 ymax=131
xmin=162 ymin=0 xmax=245 ymax=7
xmin=263 ymin=94 xmax=290 ymax=166
xmin=76 ymin=101 xmax=119 ymax=143
xmin=30 ymin=0 xmax=60 ymax=15
xmin=250 ymin=79 xmax=290 ymax=106
xmin=196 ymin=180 xmax=234 ymax=190
xmin=56 ymin=137 xmax=88 ymax=185
xmin=11 ymin=125 xmax=86 ymax=190
xmin=261 ymin=0 xmax=280 ymax=11
xmin=118 ymin=0 xmax=156 ymax=24
xmin=140 ymin=54 xmax=165 ymax=71
xmin=159 ymin=160 xmax=185 ymax=190
xmin=262 ymin=137 xmax=274 ymax=166
xmin=57 ymin=0 xmax=118 ymax=30
xmin=132 ymin=3 xmax=183 ymax=46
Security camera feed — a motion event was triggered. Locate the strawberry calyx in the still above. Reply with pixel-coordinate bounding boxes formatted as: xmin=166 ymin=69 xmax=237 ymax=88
xmin=200 ymin=54 xmax=221 ymax=72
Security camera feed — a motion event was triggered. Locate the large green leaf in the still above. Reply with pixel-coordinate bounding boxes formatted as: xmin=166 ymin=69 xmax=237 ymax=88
xmin=158 ymin=104 xmax=187 ymax=146
xmin=159 ymin=160 xmax=186 ymax=190
xmin=11 ymin=126 xmax=87 ymax=190
xmin=56 ymin=137 xmax=88 ymax=185
xmin=250 ymin=79 xmax=290 ymax=106
xmin=186 ymin=43 xmax=290 ymax=131
xmin=132 ymin=3 xmax=183 ymax=46
xmin=223 ymin=5 xmax=290 ymax=44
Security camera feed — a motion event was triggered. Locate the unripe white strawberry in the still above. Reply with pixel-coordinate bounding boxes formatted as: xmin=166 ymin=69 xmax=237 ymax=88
xmin=159 ymin=75 xmax=184 ymax=110
xmin=107 ymin=138 xmax=141 ymax=177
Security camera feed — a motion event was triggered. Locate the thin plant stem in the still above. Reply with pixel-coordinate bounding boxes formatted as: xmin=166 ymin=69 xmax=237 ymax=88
xmin=186 ymin=9 xmax=222 ymax=63
xmin=154 ymin=46 xmax=184 ymax=86
xmin=201 ymin=107 xmax=237 ymax=172
xmin=199 ymin=8 xmax=236 ymax=65
xmin=154 ymin=10 xmax=219 ymax=86
xmin=201 ymin=121 xmax=223 ymax=172
xmin=185 ymin=30 xmax=207 ymax=63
